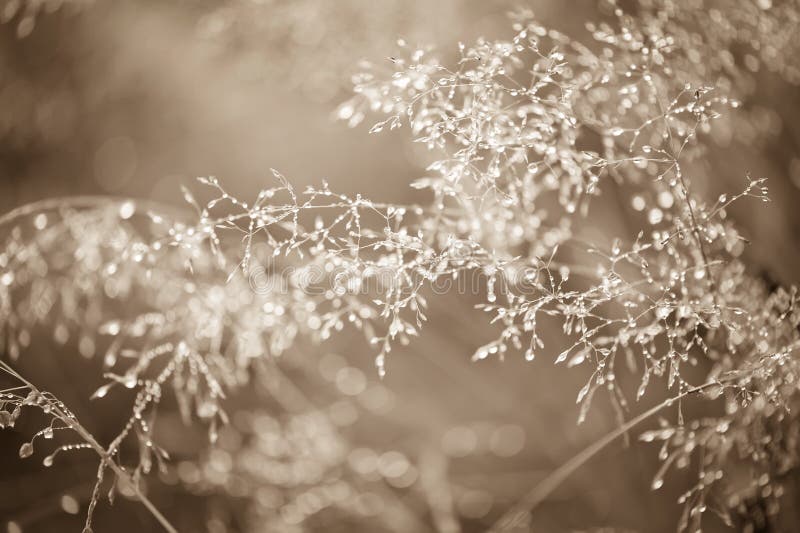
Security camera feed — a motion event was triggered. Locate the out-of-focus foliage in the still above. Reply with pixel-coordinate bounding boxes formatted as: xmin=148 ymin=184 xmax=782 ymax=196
xmin=0 ymin=0 xmax=91 ymax=38
xmin=195 ymin=0 xmax=467 ymax=102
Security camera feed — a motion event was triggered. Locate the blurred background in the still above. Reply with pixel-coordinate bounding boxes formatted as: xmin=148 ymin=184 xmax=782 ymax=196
xmin=1 ymin=1 xmax=800 ymax=532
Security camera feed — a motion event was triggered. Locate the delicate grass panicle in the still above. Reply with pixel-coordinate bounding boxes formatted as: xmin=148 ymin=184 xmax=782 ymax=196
xmin=2 ymin=0 xmax=800 ymax=531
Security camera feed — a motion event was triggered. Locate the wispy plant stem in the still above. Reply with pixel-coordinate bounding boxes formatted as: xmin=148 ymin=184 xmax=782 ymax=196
xmin=0 ymin=361 xmax=178 ymax=533
xmin=490 ymin=380 xmax=729 ymax=532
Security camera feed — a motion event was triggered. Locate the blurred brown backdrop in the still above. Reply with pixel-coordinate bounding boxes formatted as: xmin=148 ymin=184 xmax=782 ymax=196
xmin=2 ymin=1 xmax=800 ymax=532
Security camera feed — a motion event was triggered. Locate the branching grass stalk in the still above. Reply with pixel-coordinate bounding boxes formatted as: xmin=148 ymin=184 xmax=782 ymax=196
xmin=0 ymin=360 xmax=178 ymax=533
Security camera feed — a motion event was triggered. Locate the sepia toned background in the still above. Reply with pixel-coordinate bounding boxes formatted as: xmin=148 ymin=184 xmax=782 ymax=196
xmin=2 ymin=1 xmax=800 ymax=532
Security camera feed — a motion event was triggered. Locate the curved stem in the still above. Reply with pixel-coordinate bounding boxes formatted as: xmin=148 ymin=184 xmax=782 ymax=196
xmin=68 ymin=420 xmax=178 ymax=533
xmin=0 ymin=195 xmax=187 ymax=228
xmin=490 ymin=380 xmax=726 ymax=532
xmin=0 ymin=361 xmax=178 ymax=533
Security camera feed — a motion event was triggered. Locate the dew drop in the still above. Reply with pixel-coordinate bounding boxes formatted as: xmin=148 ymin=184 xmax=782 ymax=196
xmin=78 ymin=336 xmax=95 ymax=358
xmin=60 ymin=494 xmax=79 ymax=514
xmin=337 ymin=104 xmax=355 ymax=121
xmin=118 ymin=201 xmax=136 ymax=220
xmin=33 ymin=213 xmax=48 ymax=230
xmin=91 ymin=384 xmax=110 ymax=400
xmin=657 ymin=191 xmax=674 ymax=209
xmin=655 ymin=304 xmax=671 ymax=320
xmin=648 ymin=208 xmax=664 ymax=225
xmin=19 ymin=442 xmax=34 ymax=459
